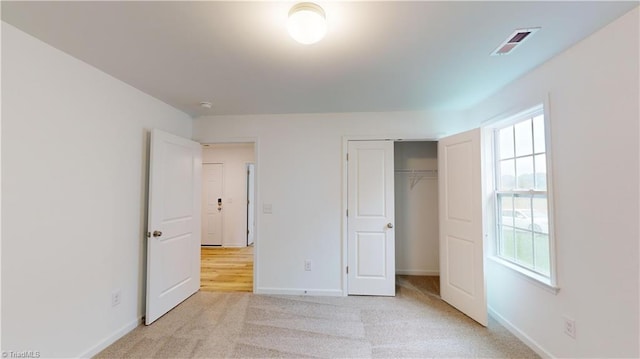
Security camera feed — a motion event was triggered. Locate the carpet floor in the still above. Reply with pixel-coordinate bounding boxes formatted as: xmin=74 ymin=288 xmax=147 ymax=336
xmin=96 ymin=277 xmax=539 ymax=358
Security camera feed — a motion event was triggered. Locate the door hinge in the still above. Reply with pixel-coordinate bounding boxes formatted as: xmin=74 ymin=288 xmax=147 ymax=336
xmin=346 ymin=266 xmax=349 ymax=274
xmin=346 ymin=153 xmax=349 ymax=161
xmin=346 ymin=209 xmax=348 ymax=217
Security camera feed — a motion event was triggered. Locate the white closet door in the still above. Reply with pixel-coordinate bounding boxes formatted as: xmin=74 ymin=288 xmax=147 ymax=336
xmin=438 ymin=128 xmax=487 ymax=326
xmin=347 ymin=140 xmax=395 ymax=296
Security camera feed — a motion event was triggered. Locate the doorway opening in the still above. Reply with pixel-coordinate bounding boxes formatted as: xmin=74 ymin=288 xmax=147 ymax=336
xmin=394 ymin=141 xmax=440 ymax=295
xmin=200 ymin=143 xmax=256 ymax=292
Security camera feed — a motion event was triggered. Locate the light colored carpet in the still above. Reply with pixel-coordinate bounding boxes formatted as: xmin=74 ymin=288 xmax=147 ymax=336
xmin=96 ymin=277 xmax=539 ymax=358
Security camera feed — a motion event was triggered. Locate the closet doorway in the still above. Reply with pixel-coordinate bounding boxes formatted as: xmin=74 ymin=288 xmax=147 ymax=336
xmin=344 ymin=139 xmax=439 ymax=296
xmin=394 ymin=141 xmax=439 ymax=278
xmin=344 ymin=134 xmax=486 ymax=324
xmin=200 ymin=143 xmax=256 ymax=292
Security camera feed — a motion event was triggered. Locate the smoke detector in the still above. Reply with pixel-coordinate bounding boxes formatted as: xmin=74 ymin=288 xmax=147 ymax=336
xmin=200 ymin=101 xmax=213 ymax=109
xmin=491 ymin=27 xmax=540 ymax=56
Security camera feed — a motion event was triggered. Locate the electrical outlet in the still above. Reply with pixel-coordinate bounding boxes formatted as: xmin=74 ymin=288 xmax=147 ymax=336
xmin=563 ymin=316 xmax=576 ymax=339
xmin=304 ymin=259 xmax=312 ymax=271
xmin=111 ymin=289 xmax=122 ymax=307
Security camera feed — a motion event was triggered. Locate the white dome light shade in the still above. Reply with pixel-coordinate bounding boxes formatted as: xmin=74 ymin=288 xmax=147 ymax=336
xmin=287 ymin=2 xmax=327 ymax=45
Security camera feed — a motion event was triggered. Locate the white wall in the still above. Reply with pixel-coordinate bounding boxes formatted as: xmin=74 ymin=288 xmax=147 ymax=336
xmin=193 ymin=111 xmax=456 ymax=294
xmin=394 ymin=141 xmax=439 ymax=275
xmin=202 ymin=143 xmax=255 ymax=247
xmin=1 ymin=23 xmax=192 ymax=358
xmin=464 ymin=8 xmax=639 ymax=358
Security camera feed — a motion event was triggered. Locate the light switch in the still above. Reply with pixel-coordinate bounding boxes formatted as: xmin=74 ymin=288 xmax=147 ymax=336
xmin=263 ymin=204 xmax=273 ymax=214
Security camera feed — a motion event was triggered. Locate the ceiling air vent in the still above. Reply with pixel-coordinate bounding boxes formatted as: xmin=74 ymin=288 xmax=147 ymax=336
xmin=491 ymin=27 xmax=540 ymax=56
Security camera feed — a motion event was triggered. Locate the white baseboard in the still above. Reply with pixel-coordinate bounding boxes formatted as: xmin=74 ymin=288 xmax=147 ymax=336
xmin=78 ymin=316 xmax=142 ymax=358
xmin=256 ymin=287 xmax=343 ymax=296
xmin=488 ymin=306 xmax=554 ymax=359
xmin=396 ymin=269 xmax=440 ymax=276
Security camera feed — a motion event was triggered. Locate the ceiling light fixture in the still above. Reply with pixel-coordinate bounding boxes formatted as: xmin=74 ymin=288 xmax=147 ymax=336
xmin=287 ymin=2 xmax=327 ymax=45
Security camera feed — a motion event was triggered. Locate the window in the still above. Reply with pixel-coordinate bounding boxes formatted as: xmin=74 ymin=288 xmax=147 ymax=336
xmin=494 ymin=105 xmax=554 ymax=283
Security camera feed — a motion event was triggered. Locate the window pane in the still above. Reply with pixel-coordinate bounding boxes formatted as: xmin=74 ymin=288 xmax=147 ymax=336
xmin=515 ymin=229 xmax=534 ymax=268
xmin=498 ymin=194 xmax=516 ymax=261
xmin=501 ymin=226 xmax=515 ymax=261
xmin=516 ymin=156 xmax=534 ymax=189
xmin=512 ymin=209 xmax=533 ymax=230
xmin=531 ymin=196 xmax=549 ymax=234
xmin=513 ymin=194 xmax=531 ymax=213
xmin=533 ymin=115 xmax=545 ymax=153
xmin=499 ymin=194 xmax=514 ymax=227
xmin=534 ymin=154 xmax=547 ymax=190
xmin=515 ymin=119 xmax=533 ymax=157
xmin=534 ymin=233 xmax=550 ymax=275
xmin=499 ymin=159 xmax=515 ymax=190
xmin=499 ymin=126 xmax=514 ymax=159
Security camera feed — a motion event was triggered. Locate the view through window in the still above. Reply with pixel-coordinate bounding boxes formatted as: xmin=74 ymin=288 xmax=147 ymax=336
xmin=495 ymin=108 xmax=552 ymax=278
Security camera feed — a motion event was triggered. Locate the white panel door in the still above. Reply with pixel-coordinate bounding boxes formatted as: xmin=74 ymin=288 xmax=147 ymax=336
xmin=438 ymin=128 xmax=487 ymax=326
xmin=347 ymin=140 xmax=395 ymax=296
xmin=246 ymin=163 xmax=255 ymax=246
xmin=202 ymin=163 xmax=223 ymax=246
xmin=146 ymin=129 xmax=202 ymax=325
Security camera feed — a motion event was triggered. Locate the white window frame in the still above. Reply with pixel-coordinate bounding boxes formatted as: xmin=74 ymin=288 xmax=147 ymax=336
xmin=485 ymin=102 xmax=558 ymax=292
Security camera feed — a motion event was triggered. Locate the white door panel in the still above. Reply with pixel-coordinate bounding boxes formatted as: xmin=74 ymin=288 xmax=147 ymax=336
xmin=438 ymin=128 xmax=487 ymax=326
xmin=356 ymin=148 xmax=387 ymax=216
xmin=202 ymin=163 xmax=223 ymax=246
xmin=356 ymin=232 xmax=387 ymax=277
xmin=347 ymin=141 xmax=395 ymax=296
xmin=146 ymin=129 xmax=202 ymax=325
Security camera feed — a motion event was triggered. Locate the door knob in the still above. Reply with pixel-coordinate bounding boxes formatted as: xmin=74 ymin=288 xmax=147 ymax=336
xmin=153 ymin=230 xmax=162 ymax=237
xmin=387 ymin=223 xmax=394 ymax=229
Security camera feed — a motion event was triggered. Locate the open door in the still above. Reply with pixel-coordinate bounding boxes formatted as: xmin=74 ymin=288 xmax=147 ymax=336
xmin=347 ymin=140 xmax=395 ymax=296
xmin=146 ymin=129 xmax=202 ymax=325
xmin=438 ymin=128 xmax=487 ymax=326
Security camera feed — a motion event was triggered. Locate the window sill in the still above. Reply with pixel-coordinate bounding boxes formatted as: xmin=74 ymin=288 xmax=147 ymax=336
xmin=488 ymin=256 xmax=560 ymax=295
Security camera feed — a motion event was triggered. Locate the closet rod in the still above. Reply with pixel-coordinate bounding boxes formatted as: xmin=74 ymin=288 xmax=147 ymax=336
xmin=394 ymin=169 xmax=438 ymax=173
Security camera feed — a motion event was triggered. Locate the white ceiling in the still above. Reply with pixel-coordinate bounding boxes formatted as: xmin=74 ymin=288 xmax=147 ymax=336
xmin=3 ymin=1 xmax=637 ymax=117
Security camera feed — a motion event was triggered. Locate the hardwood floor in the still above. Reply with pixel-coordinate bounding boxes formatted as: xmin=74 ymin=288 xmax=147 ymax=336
xmin=396 ymin=274 xmax=440 ymax=297
xmin=200 ymin=246 xmax=254 ymax=292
